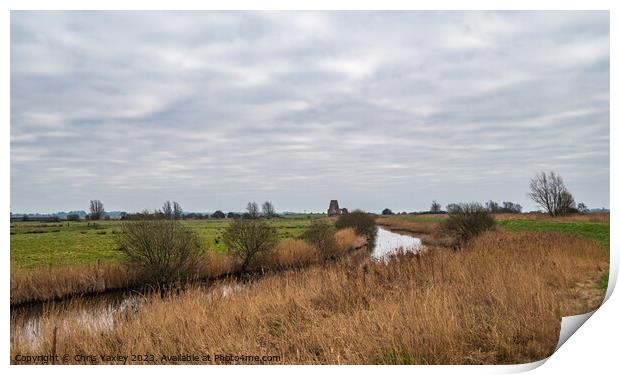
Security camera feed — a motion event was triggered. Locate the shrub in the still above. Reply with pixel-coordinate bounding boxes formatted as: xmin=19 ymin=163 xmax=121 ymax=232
xmin=117 ymin=219 xmax=204 ymax=284
xmin=335 ymin=210 xmax=377 ymax=247
xmin=222 ymin=219 xmax=278 ymax=273
xmin=66 ymin=214 xmax=80 ymax=221
xmin=441 ymin=203 xmax=496 ymax=247
xmin=302 ymin=220 xmax=338 ymax=259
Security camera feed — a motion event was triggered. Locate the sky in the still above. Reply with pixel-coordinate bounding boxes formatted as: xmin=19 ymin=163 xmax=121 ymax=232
xmin=10 ymin=11 xmax=610 ymax=214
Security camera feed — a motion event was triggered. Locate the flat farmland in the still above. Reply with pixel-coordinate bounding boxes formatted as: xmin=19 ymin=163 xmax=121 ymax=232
xmin=10 ymin=216 xmax=322 ymax=268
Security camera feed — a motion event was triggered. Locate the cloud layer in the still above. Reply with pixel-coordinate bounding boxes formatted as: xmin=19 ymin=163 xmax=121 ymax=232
xmin=11 ymin=11 xmax=610 ymax=213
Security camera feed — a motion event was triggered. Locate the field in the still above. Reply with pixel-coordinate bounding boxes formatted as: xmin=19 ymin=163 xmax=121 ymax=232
xmin=380 ymin=213 xmax=610 ymax=250
xmin=11 ymin=229 xmax=608 ymax=364
xmin=10 ymin=212 xmax=610 ymax=364
xmin=10 ymin=216 xmax=320 ymax=268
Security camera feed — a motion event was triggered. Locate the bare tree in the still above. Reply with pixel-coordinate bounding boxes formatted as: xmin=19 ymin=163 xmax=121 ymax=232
xmin=173 ymin=201 xmax=183 ymax=219
xmin=89 ymin=200 xmax=105 ymax=220
xmin=430 ymin=200 xmax=441 ymax=213
xmin=222 ymin=219 xmax=278 ymax=272
xmin=485 ymin=200 xmax=500 ymax=213
xmin=577 ymin=202 xmax=589 ymax=213
xmin=162 ymin=201 xmax=173 ymax=218
xmin=262 ymin=201 xmax=275 ymax=218
xmin=528 ymin=171 xmax=576 ymax=216
xmin=246 ymin=201 xmax=259 ymax=219
xmin=117 ymin=219 xmax=203 ymax=284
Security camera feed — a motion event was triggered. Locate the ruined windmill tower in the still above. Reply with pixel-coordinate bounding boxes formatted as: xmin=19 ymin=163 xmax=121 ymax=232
xmin=327 ymin=200 xmax=340 ymax=216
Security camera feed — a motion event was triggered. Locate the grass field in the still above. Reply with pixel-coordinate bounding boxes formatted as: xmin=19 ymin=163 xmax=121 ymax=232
xmin=382 ymin=213 xmax=610 ymax=250
xmin=11 ymin=230 xmax=608 ymax=364
xmin=10 ymin=217 xmax=321 ymax=268
xmin=11 ymin=213 xmax=609 ymax=268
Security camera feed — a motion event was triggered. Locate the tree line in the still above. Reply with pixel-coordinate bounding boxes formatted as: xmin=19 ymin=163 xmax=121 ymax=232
xmin=81 ymin=200 xmax=280 ymax=221
xmin=381 ymin=171 xmax=590 ymax=217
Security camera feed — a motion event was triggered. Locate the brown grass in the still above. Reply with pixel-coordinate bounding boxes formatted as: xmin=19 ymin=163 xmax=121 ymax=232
xmin=493 ymin=212 xmax=609 ymax=223
xmin=334 ymin=227 xmax=366 ymax=251
xmin=11 ymin=230 xmax=608 ymax=364
xmin=10 ymin=263 xmax=141 ymax=306
xmin=11 ymin=230 xmax=365 ymax=306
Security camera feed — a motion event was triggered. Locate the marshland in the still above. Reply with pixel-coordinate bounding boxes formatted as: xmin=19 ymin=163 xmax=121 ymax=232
xmin=10 ymin=10 xmax=611 ymax=366
xmin=10 ymin=204 xmax=610 ymax=365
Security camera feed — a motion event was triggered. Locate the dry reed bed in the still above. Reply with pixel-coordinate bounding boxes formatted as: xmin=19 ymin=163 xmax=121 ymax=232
xmin=11 ymin=230 xmax=608 ymax=364
xmin=11 ymin=229 xmax=364 ymax=306
xmin=10 ymin=263 xmax=142 ymax=306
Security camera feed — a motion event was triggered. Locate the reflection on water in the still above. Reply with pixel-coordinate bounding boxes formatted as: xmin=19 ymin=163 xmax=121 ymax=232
xmin=13 ymin=229 xmax=421 ymax=348
xmin=371 ymin=228 xmax=422 ymax=260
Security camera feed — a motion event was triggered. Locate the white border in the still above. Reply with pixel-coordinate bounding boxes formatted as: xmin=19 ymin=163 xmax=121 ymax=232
xmin=3 ymin=1 xmax=616 ymax=374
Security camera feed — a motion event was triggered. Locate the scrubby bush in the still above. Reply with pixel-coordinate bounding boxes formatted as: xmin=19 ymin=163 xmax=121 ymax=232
xmin=302 ymin=220 xmax=338 ymax=259
xmin=335 ymin=210 xmax=377 ymax=246
xmin=441 ymin=203 xmax=496 ymax=247
xmin=211 ymin=210 xmax=226 ymax=219
xmin=117 ymin=219 xmax=204 ymax=284
xmin=222 ymin=219 xmax=278 ymax=273
xmin=66 ymin=214 xmax=80 ymax=221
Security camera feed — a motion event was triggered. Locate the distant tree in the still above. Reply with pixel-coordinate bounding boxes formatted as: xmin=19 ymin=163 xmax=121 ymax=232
xmin=382 ymin=208 xmax=394 ymax=215
xmin=445 ymin=203 xmax=459 ymax=213
xmin=430 ymin=201 xmax=442 ymax=213
xmin=103 ymin=214 xmax=111 ymax=220
xmin=173 ymin=202 xmax=183 ymax=219
xmin=501 ymin=201 xmax=522 ymax=213
xmin=89 ymin=200 xmax=105 ymax=220
xmin=246 ymin=201 xmax=259 ymax=219
xmin=227 ymin=212 xmax=239 ymax=219
xmin=21 ymin=214 xmax=29 ymax=222
xmin=119 ymin=212 xmax=128 ymax=220
xmin=577 ymin=202 xmax=589 ymax=214
xmin=212 ymin=210 xmax=226 ymax=219
xmin=528 ymin=171 xmax=576 ymax=216
xmin=162 ymin=201 xmax=173 ymax=218
xmin=66 ymin=213 xmax=80 ymax=221
xmin=262 ymin=201 xmax=275 ymax=218
xmin=485 ymin=200 xmax=500 ymax=213
xmin=222 ymin=219 xmax=278 ymax=273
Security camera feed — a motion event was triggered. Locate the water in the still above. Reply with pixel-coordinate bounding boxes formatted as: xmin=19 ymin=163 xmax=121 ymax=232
xmin=12 ymin=229 xmax=422 ymax=347
xmin=371 ymin=227 xmax=422 ymax=260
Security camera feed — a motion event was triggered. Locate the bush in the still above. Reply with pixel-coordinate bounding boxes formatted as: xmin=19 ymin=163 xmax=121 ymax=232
xmin=335 ymin=210 xmax=377 ymax=246
xmin=117 ymin=219 xmax=204 ymax=284
xmin=302 ymin=220 xmax=338 ymax=259
xmin=211 ymin=210 xmax=226 ymax=219
xmin=222 ymin=219 xmax=278 ymax=273
xmin=441 ymin=203 xmax=496 ymax=247
xmin=66 ymin=214 xmax=80 ymax=221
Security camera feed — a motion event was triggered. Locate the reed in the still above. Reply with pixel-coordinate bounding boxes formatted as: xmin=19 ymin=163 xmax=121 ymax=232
xmin=11 ymin=230 xmax=608 ymax=364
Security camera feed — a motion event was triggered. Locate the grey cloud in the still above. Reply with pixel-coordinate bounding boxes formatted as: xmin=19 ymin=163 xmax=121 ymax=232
xmin=10 ymin=11 xmax=609 ymax=213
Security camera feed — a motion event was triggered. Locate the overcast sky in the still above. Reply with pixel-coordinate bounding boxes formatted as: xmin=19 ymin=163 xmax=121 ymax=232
xmin=10 ymin=11 xmax=609 ymax=214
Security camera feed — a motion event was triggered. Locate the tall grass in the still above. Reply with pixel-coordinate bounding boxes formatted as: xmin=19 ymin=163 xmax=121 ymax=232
xmin=11 ymin=229 xmax=364 ymax=305
xmin=11 ymin=231 xmax=607 ymax=364
xmin=10 ymin=263 xmax=141 ymax=305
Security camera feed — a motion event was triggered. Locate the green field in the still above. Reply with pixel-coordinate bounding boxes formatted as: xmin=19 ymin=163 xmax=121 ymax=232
xmin=393 ymin=214 xmax=610 ymax=250
xmin=11 ymin=213 xmax=609 ymax=269
xmin=496 ymin=219 xmax=610 ymax=250
xmin=10 ymin=217 xmax=321 ymax=268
